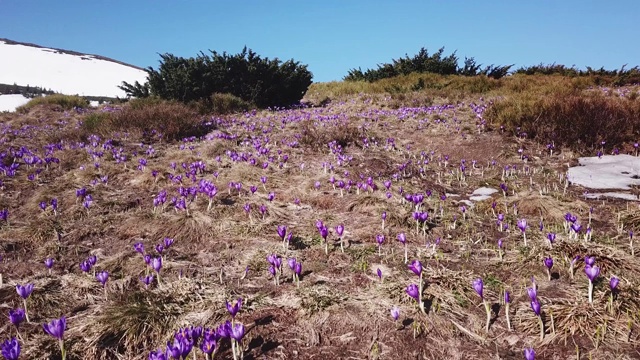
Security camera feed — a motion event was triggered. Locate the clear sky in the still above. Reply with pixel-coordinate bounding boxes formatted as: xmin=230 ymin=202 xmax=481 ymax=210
xmin=1 ymin=0 xmax=638 ymax=82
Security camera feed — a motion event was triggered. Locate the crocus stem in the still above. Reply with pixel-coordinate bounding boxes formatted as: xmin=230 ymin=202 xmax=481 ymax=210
xmin=547 ymin=269 xmax=551 ymax=281
xmin=324 ymin=240 xmax=328 ymax=255
xmin=589 ymin=280 xmax=593 ymax=303
xmin=60 ymin=339 xmax=66 ymax=360
xmin=538 ymin=316 xmax=544 ymax=340
xmin=23 ymin=299 xmax=30 ymax=323
xmin=232 ymin=339 xmax=238 ymax=360
xmin=505 ymin=303 xmax=512 ymax=330
xmin=523 ymin=233 xmax=527 ymax=246
xmin=340 ymin=237 xmax=344 ymax=253
xmin=419 ymin=272 xmax=425 ymax=313
xmin=156 ymin=273 xmax=162 ymax=288
xmin=404 ymin=243 xmax=408 ymax=264
xmin=484 ymin=300 xmax=491 ymax=332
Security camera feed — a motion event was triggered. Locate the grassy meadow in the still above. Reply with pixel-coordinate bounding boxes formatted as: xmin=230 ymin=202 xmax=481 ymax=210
xmin=0 ymin=74 xmax=640 ymax=359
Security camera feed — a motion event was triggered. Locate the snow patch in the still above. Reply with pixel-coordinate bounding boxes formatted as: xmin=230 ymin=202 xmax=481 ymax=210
xmin=567 ymin=155 xmax=640 ymax=190
xmin=0 ymin=94 xmax=30 ymax=112
xmin=0 ymin=40 xmax=147 ymax=98
xmin=469 ymin=187 xmax=498 ymax=201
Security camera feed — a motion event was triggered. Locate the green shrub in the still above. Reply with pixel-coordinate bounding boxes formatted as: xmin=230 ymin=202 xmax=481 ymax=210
xmin=344 ymin=47 xmax=512 ymax=82
xmin=16 ymin=94 xmax=89 ymax=113
xmin=120 ymin=47 xmax=313 ymax=108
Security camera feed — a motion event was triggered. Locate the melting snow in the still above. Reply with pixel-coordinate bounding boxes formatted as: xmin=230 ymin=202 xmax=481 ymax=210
xmin=0 ymin=40 xmax=147 ymax=98
xmin=469 ymin=187 xmax=498 ymax=201
xmin=584 ymin=192 xmax=639 ymax=201
xmin=0 ymin=94 xmax=30 ymax=112
xmin=568 ymin=154 xmax=640 ymax=190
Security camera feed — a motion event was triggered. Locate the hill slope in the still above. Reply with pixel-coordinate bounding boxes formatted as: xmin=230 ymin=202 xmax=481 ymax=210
xmin=0 ymin=38 xmax=147 ymax=98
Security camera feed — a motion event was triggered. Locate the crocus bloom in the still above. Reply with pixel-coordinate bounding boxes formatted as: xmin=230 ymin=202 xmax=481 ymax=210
xmin=527 ymin=287 xmax=537 ymax=302
xmin=230 ymin=323 xmax=245 ymax=341
xmin=524 ymin=347 xmax=535 ymax=360
xmin=406 ymin=284 xmax=420 ymax=301
xmin=226 ymin=298 xmax=243 ymax=318
xmin=134 ymin=242 xmax=144 ymax=254
xmin=16 ymin=283 xmax=33 ymax=299
xmin=44 ymin=258 xmax=54 ymax=270
xmin=610 ymin=276 xmax=619 ymax=291
xmin=530 ymin=300 xmax=541 ymax=316
xmin=140 ymin=275 xmax=154 ymax=288
xmin=43 ymin=316 xmax=66 ymax=340
xmin=585 ymin=265 xmax=600 ymax=303
xmin=0 ymin=337 xmax=20 ymax=360
xmin=164 ymin=237 xmax=174 ymax=248
xmin=9 ymin=308 xmax=25 ymax=328
xmin=390 ymin=306 xmax=400 ymax=321
xmin=408 ymin=260 xmax=423 ymax=276
xmin=585 ymin=256 xmax=595 ymax=267
xmin=151 ymin=257 xmax=162 ymax=273
xmin=472 ymin=278 xmax=484 ymax=299
xmin=96 ymin=271 xmax=109 ymax=287
xmin=277 ymin=225 xmax=286 ymax=240
xmin=148 ymin=349 xmax=168 ymax=360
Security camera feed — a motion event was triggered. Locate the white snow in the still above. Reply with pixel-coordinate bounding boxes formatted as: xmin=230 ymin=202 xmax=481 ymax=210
xmin=0 ymin=40 xmax=147 ymax=98
xmin=469 ymin=187 xmax=498 ymax=201
xmin=567 ymin=154 xmax=640 ymax=190
xmin=0 ymin=94 xmax=30 ymax=112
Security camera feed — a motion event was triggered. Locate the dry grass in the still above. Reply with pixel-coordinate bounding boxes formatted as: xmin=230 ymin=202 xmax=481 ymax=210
xmin=2 ymin=84 xmax=640 ymax=359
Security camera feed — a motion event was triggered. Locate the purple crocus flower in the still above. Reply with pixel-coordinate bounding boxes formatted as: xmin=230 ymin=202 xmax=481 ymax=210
xmin=0 ymin=338 xmax=20 ymax=360
xmin=140 ymin=275 xmax=154 ymax=288
xmin=335 ymin=224 xmax=344 ymax=237
xmin=8 ymin=308 xmax=25 ymax=328
xmin=149 ymin=349 xmax=168 ymax=360
xmin=524 ymin=347 xmax=535 ymax=360
xmin=527 ymin=287 xmax=537 ymax=302
xmin=88 ymin=255 xmax=97 ymax=266
xmin=546 ymin=233 xmax=556 ymax=245
xmin=43 ymin=316 xmax=66 ymax=340
xmin=610 ymin=276 xmax=619 ymax=291
xmin=151 ymin=257 xmax=162 ymax=273
xmin=517 ymin=219 xmax=527 ymax=232
xmin=397 ymin=232 xmax=406 ymax=244
xmin=390 ymin=306 xmax=400 ymax=321
xmin=96 ymin=270 xmax=109 ymax=287
xmin=544 ymin=257 xmax=553 ymax=270
xmin=16 ymin=283 xmax=33 ymax=299
xmin=155 ymin=244 xmax=164 ymax=255
xmin=406 ymin=284 xmax=420 ymax=301
xmin=39 ymin=201 xmax=47 ymax=211
xmin=376 ymin=268 xmax=382 ymax=280
xmin=530 ymin=300 xmax=541 ymax=316
xmin=585 ymin=256 xmax=595 ymax=267
xmin=166 ymin=335 xmax=192 ymax=359
xmin=504 ymin=291 xmax=511 ymax=304
xmin=277 ymin=225 xmax=287 ymax=240
xmin=226 ymin=298 xmax=243 ymax=318
xmin=585 ymin=265 xmax=600 ymax=281
xmin=230 ymin=323 xmax=245 ymax=341
xmin=408 ymin=260 xmax=423 ymax=276
xmin=80 ymin=260 xmax=92 ymax=273
xmin=44 ymin=258 xmax=55 ymax=270
xmin=472 ymin=278 xmax=484 ymax=299
xmin=164 ymin=238 xmax=174 ymax=248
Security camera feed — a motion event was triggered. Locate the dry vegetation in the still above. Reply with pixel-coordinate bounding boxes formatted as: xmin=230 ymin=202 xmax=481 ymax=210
xmin=1 ymin=78 xmax=640 ymax=359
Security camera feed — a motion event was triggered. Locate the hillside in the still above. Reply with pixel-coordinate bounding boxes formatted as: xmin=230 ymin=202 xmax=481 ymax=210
xmin=0 ymin=38 xmax=147 ymax=99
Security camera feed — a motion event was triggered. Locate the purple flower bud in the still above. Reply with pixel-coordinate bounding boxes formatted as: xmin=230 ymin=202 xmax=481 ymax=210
xmin=408 ymin=260 xmax=423 ymax=276
xmin=44 ymin=258 xmax=54 ymax=269
xmin=277 ymin=225 xmax=287 ymax=240
xmin=406 ymin=284 xmax=420 ymax=301
xmin=530 ymin=300 xmax=541 ymax=316
xmin=96 ymin=270 xmax=109 ymax=287
xmin=134 ymin=242 xmax=145 ymax=254
xmin=610 ymin=276 xmax=619 ymax=291
xmin=226 ymin=298 xmax=243 ymax=318
xmin=585 ymin=265 xmax=600 ymax=282
xmin=585 ymin=256 xmax=595 ymax=267
xmin=472 ymin=278 xmax=484 ymax=299
xmin=527 ymin=287 xmax=537 ymax=302
xmin=390 ymin=306 xmax=400 ymax=321
xmin=524 ymin=347 xmax=535 ymax=360
xmin=544 ymin=256 xmax=553 ymax=270
xmin=0 ymin=337 xmax=20 ymax=360
xmin=504 ymin=291 xmax=511 ymax=304
xmin=8 ymin=308 xmax=25 ymax=328
xmin=397 ymin=232 xmax=406 ymax=244
xmin=42 ymin=316 xmax=66 ymax=340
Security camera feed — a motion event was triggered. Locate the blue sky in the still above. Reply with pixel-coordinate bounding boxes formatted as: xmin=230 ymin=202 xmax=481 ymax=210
xmin=1 ymin=0 xmax=638 ymax=82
